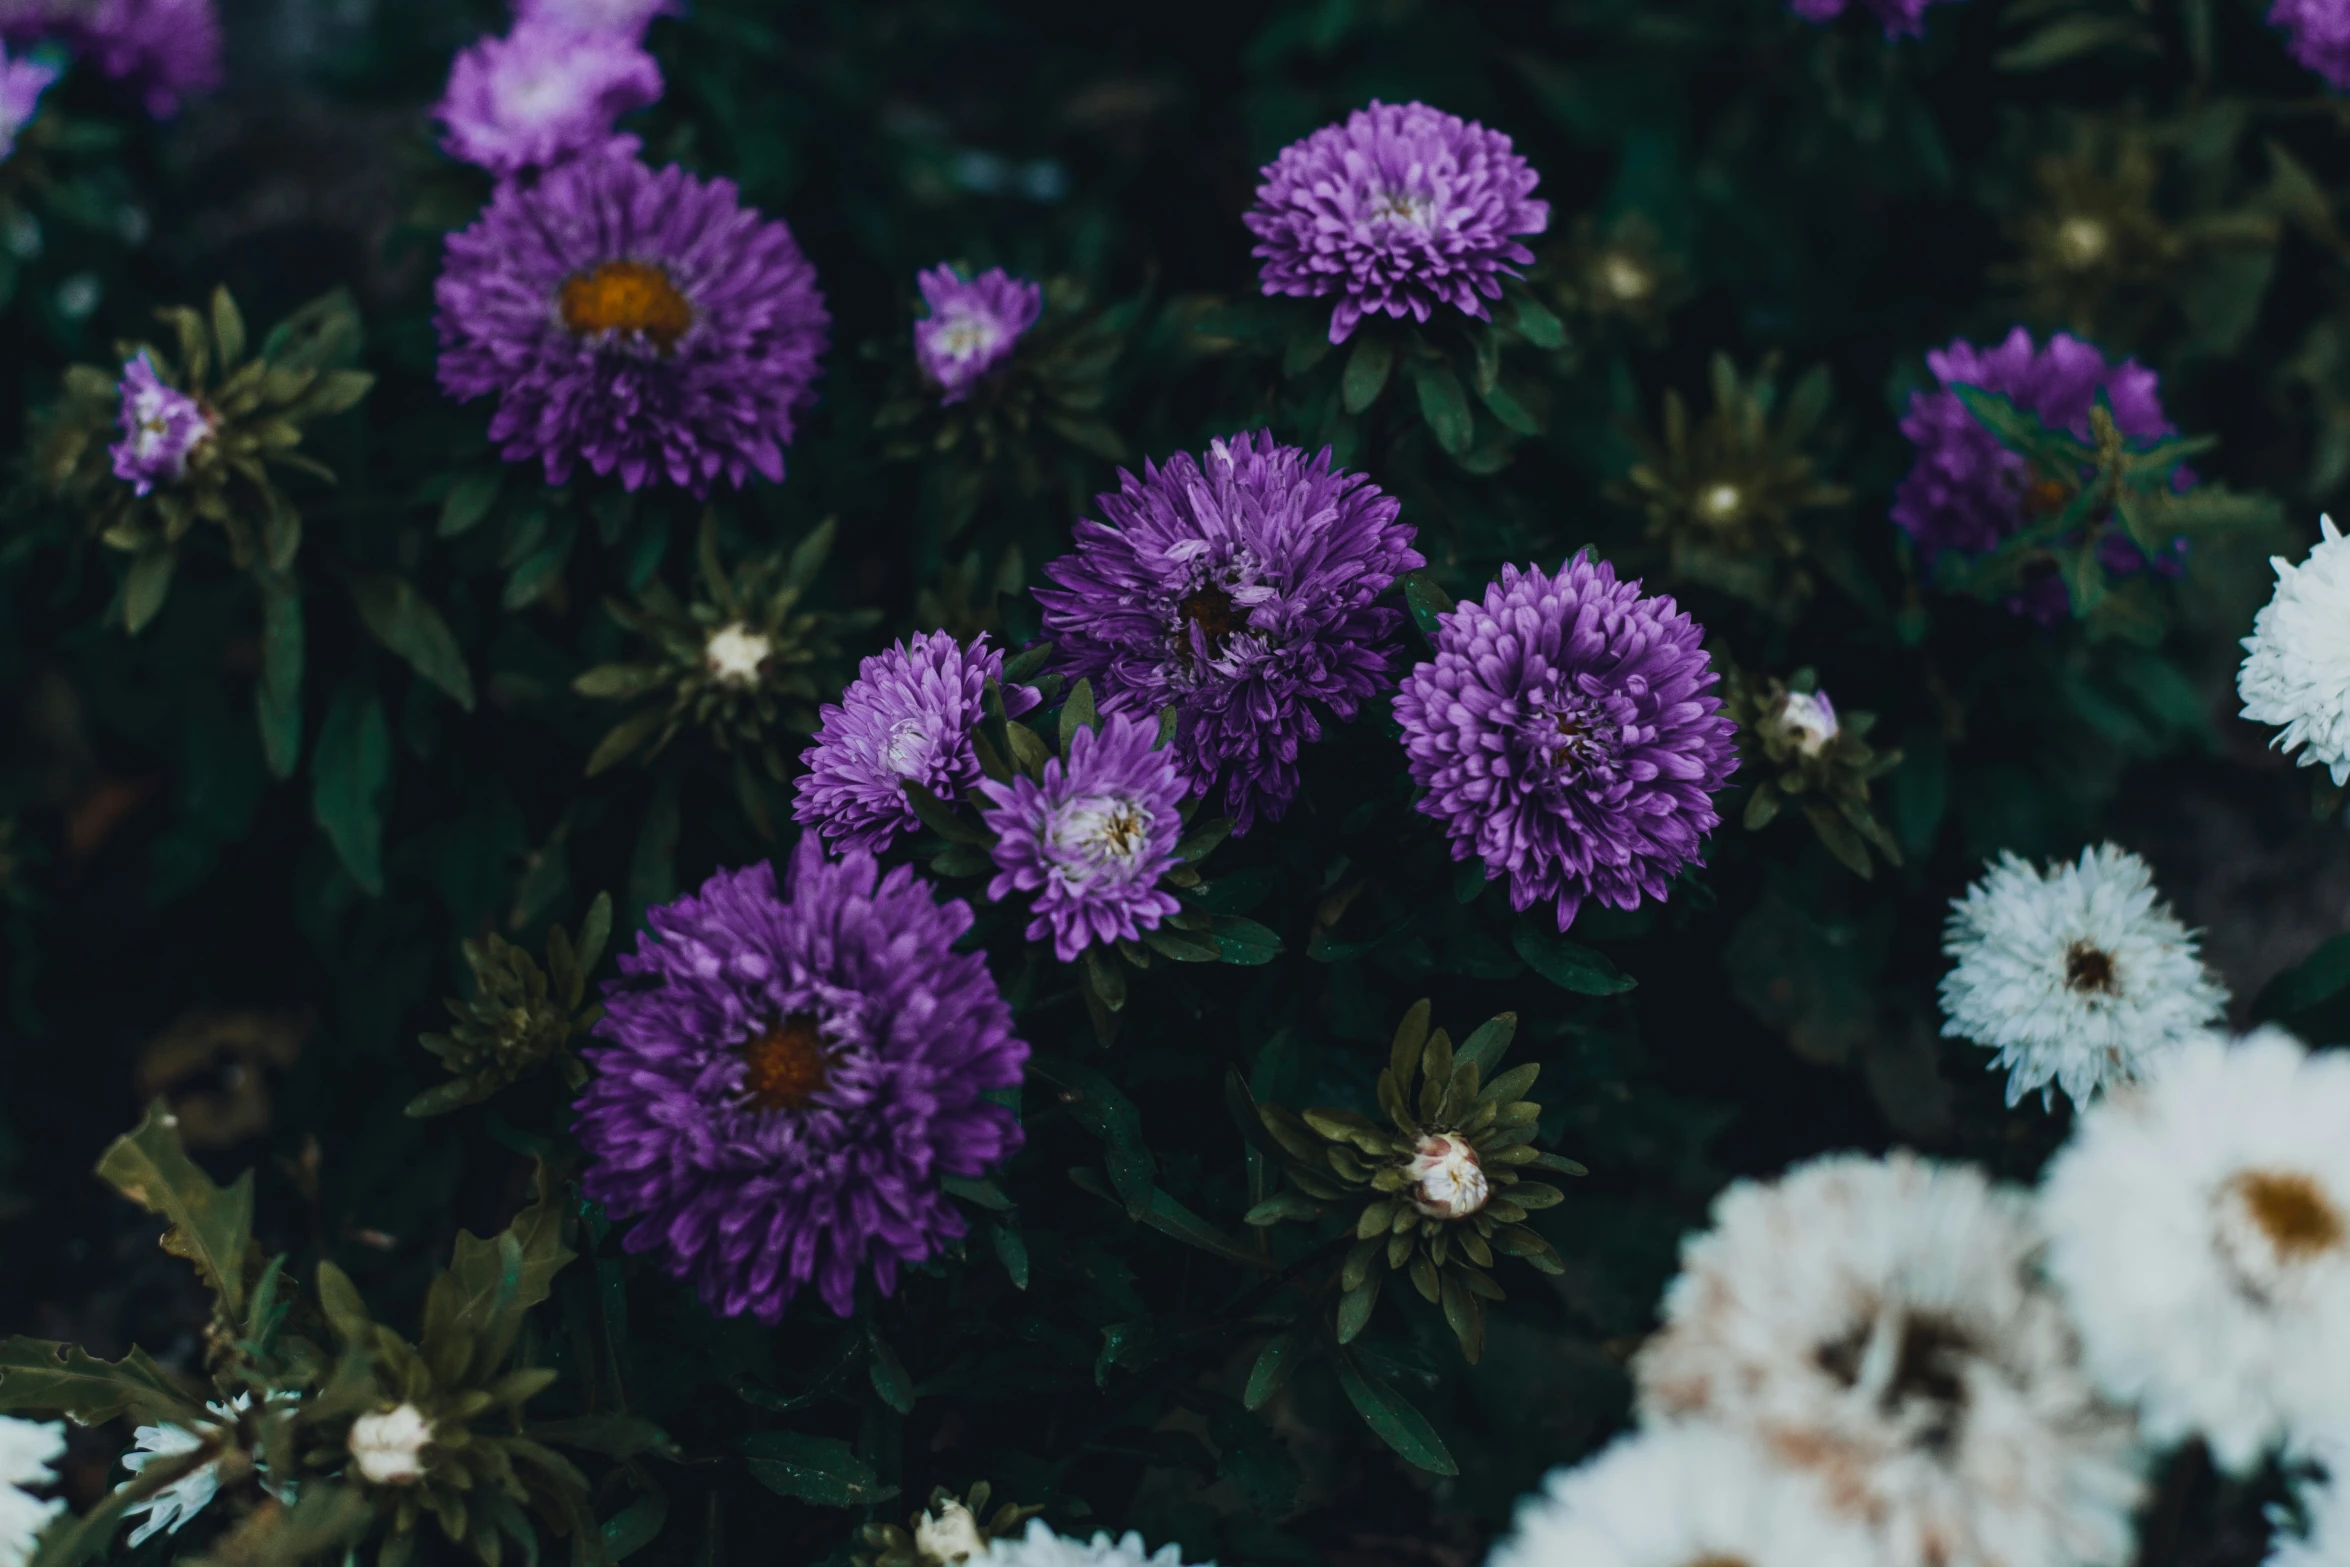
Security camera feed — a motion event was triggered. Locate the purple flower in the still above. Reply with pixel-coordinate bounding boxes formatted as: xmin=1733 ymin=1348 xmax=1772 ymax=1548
xmin=0 ymin=37 xmax=57 ymax=156
xmin=1034 ymin=431 xmax=1424 ymax=833
xmin=434 ymin=19 xmax=660 ymax=176
xmin=977 ymin=712 xmax=1187 ymax=962
xmin=575 ymin=840 xmax=1028 ymax=1322
xmin=0 ymin=0 xmax=220 ymax=116
xmin=518 ymin=0 xmax=676 ymax=36
xmin=2270 ymin=0 xmax=2350 ymax=87
xmin=1788 ymin=0 xmax=1958 ymax=37
xmin=1244 ymin=99 xmax=1549 ymax=345
xmin=914 ymin=265 xmax=1042 ymax=405
xmin=110 ymin=351 xmax=212 ymax=495
xmin=1394 ymin=556 xmax=1737 ymax=930
xmin=435 ymin=150 xmax=829 ymax=495
xmin=794 ymin=630 xmax=1041 ymax=855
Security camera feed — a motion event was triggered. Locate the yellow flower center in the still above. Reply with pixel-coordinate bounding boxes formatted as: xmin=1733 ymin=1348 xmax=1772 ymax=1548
xmin=741 ymin=1013 xmax=829 ymax=1111
xmin=1696 ymin=483 xmax=1744 ymax=525
xmin=1600 ymin=253 xmax=1653 ymax=303
xmin=2054 ymin=215 xmax=2111 ymax=270
xmin=559 ymin=260 xmax=695 ymax=352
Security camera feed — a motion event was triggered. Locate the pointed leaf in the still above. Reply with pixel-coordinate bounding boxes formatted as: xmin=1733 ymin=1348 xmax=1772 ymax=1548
xmin=312 ymin=681 xmax=392 ymax=895
xmin=97 ymin=1101 xmax=254 ymax=1317
xmin=1331 ymin=1347 xmax=1457 ymax=1475
xmin=350 ymin=572 xmax=476 ymax=711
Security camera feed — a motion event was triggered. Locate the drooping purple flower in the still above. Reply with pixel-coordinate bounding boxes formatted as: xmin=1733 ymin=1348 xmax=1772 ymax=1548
xmin=1787 ymin=0 xmax=1958 ymax=38
xmin=914 ymin=265 xmax=1043 ymax=405
xmin=1394 ymin=556 xmax=1737 ymax=930
xmin=794 ymin=630 xmax=1042 ymax=855
xmin=575 ymin=839 xmax=1027 ymax=1322
xmin=0 ymin=38 xmax=56 ymax=156
xmin=1244 ymin=99 xmax=1549 ymax=346
xmin=2270 ymin=0 xmax=2350 ymax=87
xmin=110 ymin=351 xmax=212 ymax=495
xmin=0 ymin=0 xmax=220 ymax=117
xmin=434 ymin=19 xmax=660 ymax=176
xmin=977 ymin=712 xmax=1187 ymax=963
xmin=435 ymin=150 xmax=829 ymax=495
xmin=518 ymin=0 xmax=675 ymax=36
xmin=1034 ymin=431 xmax=1424 ymax=833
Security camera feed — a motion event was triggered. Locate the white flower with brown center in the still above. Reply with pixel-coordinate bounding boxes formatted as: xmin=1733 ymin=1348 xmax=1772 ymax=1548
xmin=347 ymin=1404 xmax=432 ymax=1486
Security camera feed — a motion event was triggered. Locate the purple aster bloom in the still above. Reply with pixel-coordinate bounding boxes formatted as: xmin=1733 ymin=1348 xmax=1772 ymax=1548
xmin=518 ymin=0 xmax=676 ymax=36
xmin=794 ymin=630 xmax=1042 ymax=855
xmin=1244 ymin=99 xmax=1549 ymax=345
xmin=977 ymin=712 xmax=1187 ymax=963
xmin=1394 ymin=555 xmax=1737 ymax=930
xmin=575 ymin=838 xmax=1028 ymax=1322
xmin=0 ymin=38 xmax=57 ymax=156
xmin=1787 ymin=0 xmax=1957 ymax=38
xmin=110 ymin=351 xmax=213 ymax=495
xmin=2270 ymin=0 xmax=2350 ymax=87
xmin=914 ymin=264 xmax=1043 ymax=405
xmin=0 ymin=0 xmax=221 ymax=117
xmin=435 ymin=150 xmax=829 ymax=495
xmin=434 ymin=19 xmax=661 ymax=176
xmin=1034 ymin=431 xmax=1425 ymax=833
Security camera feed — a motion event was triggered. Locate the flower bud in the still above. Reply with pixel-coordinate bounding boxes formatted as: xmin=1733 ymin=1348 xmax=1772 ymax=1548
xmin=1407 ymin=1132 xmax=1489 ymax=1219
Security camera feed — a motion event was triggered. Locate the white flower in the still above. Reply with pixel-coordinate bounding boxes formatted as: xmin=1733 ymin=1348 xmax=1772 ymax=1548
xmin=348 ymin=1404 xmax=433 ymax=1485
xmin=1405 ymin=1133 xmax=1488 ymax=1219
xmin=703 ymin=623 xmax=772 ymax=687
xmin=981 ymin=1518 xmax=1203 ymax=1567
xmin=914 ymin=1498 xmax=988 ymax=1565
xmin=1485 ymin=1426 xmax=1879 ymax=1567
xmin=0 ymin=1418 xmax=64 ymax=1567
xmin=2239 ymin=514 xmax=2350 ymax=786
xmin=1939 ymin=844 xmax=2226 ymax=1109
xmin=2267 ymin=1433 xmax=2350 ymax=1567
xmin=118 ymin=1397 xmax=296 ymax=1546
xmin=1776 ymin=688 xmax=1839 ymax=757
xmin=1634 ymin=1152 xmax=2144 ymax=1567
xmin=2041 ymin=1028 xmax=2350 ymax=1472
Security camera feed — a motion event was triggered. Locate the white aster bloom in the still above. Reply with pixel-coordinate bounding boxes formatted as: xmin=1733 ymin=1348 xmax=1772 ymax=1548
xmin=1634 ymin=1152 xmax=2144 ymax=1567
xmin=2042 ymin=1028 xmax=2350 ymax=1472
xmin=0 ymin=1417 xmax=65 ymax=1567
xmin=2239 ymin=514 xmax=2350 ymax=786
xmin=982 ymin=1519 xmax=1203 ymax=1567
xmin=1939 ymin=844 xmax=2225 ymax=1109
xmin=119 ymin=1396 xmax=296 ymax=1546
xmin=1485 ymin=1425 xmax=1879 ymax=1567
xmin=348 ymin=1404 xmax=432 ymax=1485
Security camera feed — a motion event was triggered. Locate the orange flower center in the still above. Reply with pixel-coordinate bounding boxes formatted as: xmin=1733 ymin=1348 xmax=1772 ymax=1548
xmin=741 ymin=1013 xmax=828 ymax=1111
xmin=558 ymin=261 xmax=694 ymax=352
xmin=2233 ymin=1170 xmax=2346 ymax=1262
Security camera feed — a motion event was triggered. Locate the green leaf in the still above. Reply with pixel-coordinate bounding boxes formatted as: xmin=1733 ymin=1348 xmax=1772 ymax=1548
xmin=1454 ymin=1012 xmax=1517 ymax=1077
xmin=741 ymin=1432 xmax=896 ymax=1508
xmin=1140 ymin=925 xmax=1221 ymax=963
xmin=1060 ymin=677 xmax=1098 ymax=756
xmin=1029 ymin=1055 xmax=1155 ymax=1215
xmin=600 ymin=1488 xmax=670 ymax=1563
xmin=1511 ymin=926 xmax=1635 ymax=995
xmin=2257 ymin=932 xmax=2350 ymax=1020
xmin=29 ymin=1443 xmax=216 ymax=1567
xmin=991 ymin=1221 xmax=1030 ymax=1290
xmin=97 ymin=1101 xmax=255 ymax=1317
xmin=1403 ymin=571 xmax=1455 ymax=642
xmin=903 ymin=781 xmax=991 ymax=846
xmin=312 ymin=681 xmax=392 ymax=896
xmin=210 ymin=286 xmax=247 ymax=368
xmin=1174 ymin=817 xmax=1232 ymax=862
xmin=1243 ymin=1332 xmax=1301 ymax=1411
xmin=1243 ymin=1191 xmax=1319 ymax=1226
xmin=1342 ymin=335 xmax=1394 ymax=414
xmin=1408 ymin=358 xmax=1476 ymax=455
xmin=866 ymin=1328 xmax=914 ymax=1414
xmin=1133 ymin=1186 xmax=1263 ymax=1265
xmin=1336 ymin=1275 xmax=1379 ymax=1344
xmin=1209 ymin=916 xmax=1283 ymax=965
xmin=1510 ymin=293 xmax=1566 ymax=350
xmin=0 ymin=1339 xmax=206 ymax=1426
xmin=254 ymin=570 xmax=304 ymax=780
xmin=439 ymin=469 xmax=502 ymax=538
xmin=1995 ymin=12 xmax=2155 ymax=70
xmin=529 ymin=1416 xmax=677 ymax=1459
xmin=1331 ymin=1347 xmax=1458 ymax=1476
xmin=349 ymin=572 xmax=476 ymax=711
xmin=123 ymin=547 xmax=176 ymax=635
xmin=423 ymin=1172 xmax=575 ymax=1386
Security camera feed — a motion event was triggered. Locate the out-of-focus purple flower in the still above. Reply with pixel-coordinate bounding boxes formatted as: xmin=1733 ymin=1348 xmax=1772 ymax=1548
xmin=575 ymin=840 xmax=1027 ymax=1322
xmin=2270 ymin=0 xmax=2350 ymax=88
xmin=794 ymin=630 xmax=1041 ymax=855
xmin=0 ymin=38 xmax=57 ymax=156
xmin=1788 ymin=0 xmax=1959 ymax=38
xmin=434 ymin=19 xmax=660 ymax=176
xmin=517 ymin=0 xmax=676 ymax=37
xmin=913 ymin=265 xmax=1042 ymax=405
xmin=110 ymin=351 xmax=213 ymax=495
xmin=977 ymin=712 xmax=1187 ymax=963
xmin=0 ymin=0 xmax=221 ymax=117
xmin=1244 ymin=99 xmax=1549 ymax=345
xmin=1394 ymin=555 xmax=1737 ymax=930
xmin=1035 ymin=431 xmax=1424 ymax=833
xmin=435 ymin=149 xmax=829 ymax=495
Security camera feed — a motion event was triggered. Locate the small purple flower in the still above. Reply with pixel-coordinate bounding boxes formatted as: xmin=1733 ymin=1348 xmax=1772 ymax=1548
xmin=435 ymin=149 xmax=829 ymax=495
xmin=0 ymin=37 xmax=56 ymax=156
xmin=1244 ymin=99 xmax=1549 ymax=345
xmin=2270 ymin=0 xmax=2350 ymax=87
xmin=0 ymin=0 xmax=221 ymax=117
xmin=977 ymin=712 xmax=1187 ymax=963
xmin=518 ymin=0 xmax=675 ymax=36
xmin=914 ymin=265 xmax=1043 ymax=405
xmin=1035 ymin=431 xmax=1424 ymax=833
xmin=434 ymin=19 xmax=661 ymax=176
xmin=794 ymin=630 xmax=1042 ymax=855
xmin=1788 ymin=0 xmax=1958 ymax=38
xmin=1395 ymin=556 xmax=1737 ymax=930
xmin=109 ymin=351 xmax=212 ymax=495
xmin=575 ymin=839 xmax=1028 ymax=1322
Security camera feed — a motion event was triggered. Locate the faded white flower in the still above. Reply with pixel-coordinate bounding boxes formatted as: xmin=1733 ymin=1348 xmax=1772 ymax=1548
xmin=981 ymin=1519 xmax=1203 ymax=1567
xmin=915 ymin=1498 xmax=987 ymax=1565
xmin=2240 ymin=514 xmax=2350 ymax=786
xmin=119 ymin=1395 xmax=296 ymax=1545
xmin=703 ymin=622 xmax=773 ymax=688
xmin=348 ymin=1404 xmax=432 ymax=1485
xmin=0 ymin=1417 xmax=65 ymax=1567
xmin=1776 ymin=687 xmax=1839 ymax=757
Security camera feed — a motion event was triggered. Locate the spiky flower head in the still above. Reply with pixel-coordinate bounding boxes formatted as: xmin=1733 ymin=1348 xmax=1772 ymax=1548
xmin=981 ymin=1520 xmax=1205 ymax=1567
xmin=1244 ymin=99 xmax=1550 ymax=345
xmin=0 ymin=38 xmax=57 ymax=157
xmin=1249 ymin=1002 xmax=1582 ymax=1363
xmin=2271 ymin=0 xmax=2350 ymax=88
xmin=117 ymin=1395 xmax=297 ymax=1545
xmin=1395 ymin=556 xmax=1736 ymax=930
xmin=853 ymin=1483 xmax=1044 ymax=1567
xmin=1636 ymin=1152 xmax=2145 ymax=1567
xmin=434 ymin=19 xmax=660 ymax=176
xmin=914 ymin=265 xmax=1043 ymax=405
xmin=1036 ymin=431 xmax=1422 ymax=832
xmin=574 ymin=840 xmax=1028 ymax=1321
xmin=0 ymin=0 xmax=221 ymax=117
xmin=794 ymin=630 xmax=1040 ymax=856
xmin=1788 ymin=0 xmax=1961 ymax=37
xmin=409 ymin=895 xmax=612 ymax=1116
xmin=1544 ymin=212 xmax=1688 ymax=341
xmin=1940 ymin=844 xmax=2226 ymax=1109
xmin=977 ymin=709 xmax=1187 ymax=962
xmin=0 ymin=1417 xmax=63 ymax=1567
xmin=2042 ymin=1027 xmax=2350 ymax=1472
xmin=435 ymin=149 xmax=829 ymax=495
xmin=1723 ymin=666 xmax=1902 ymax=878
xmin=2001 ymin=133 xmax=2178 ymax=339
xmin=2239 ymin=515 xmax=2350 ymax=788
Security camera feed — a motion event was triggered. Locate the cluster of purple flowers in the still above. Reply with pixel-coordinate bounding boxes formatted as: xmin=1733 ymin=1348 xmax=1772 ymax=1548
xmin=2269 ymin=0 xmax=2350 ymax=87
xmin=914 ymin=265 xmax=1044 ymax=404
xmin=110 ymin=351 xmax=211 ymax=495
xmin=0 ymin=0 xmax=220 ymax=117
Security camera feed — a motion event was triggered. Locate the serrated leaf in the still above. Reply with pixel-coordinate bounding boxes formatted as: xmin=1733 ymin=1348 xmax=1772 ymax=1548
xmin=1331 ymin=1347 xmax=1456 ymax=1475
xmin=0 ymin=1339 xmax=206 ymax=1426
xmin=1511 ymin=926 xmax=1635 ymax=994
xmin=741 ymin=1432 xmax=896 ymax=1508
xmin=312 ymin=680 xmax=392 ymax=896
xmin=350 ymin=572 xmax=476 ymax=711
xmin=97 ymin=1101 xmax=255 ymax=1317
xmin=423 ymin=1171 xmax=575 ymax=1387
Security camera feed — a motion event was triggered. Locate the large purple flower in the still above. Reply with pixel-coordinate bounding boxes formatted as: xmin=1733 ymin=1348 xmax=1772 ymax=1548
xmin=914 ymin=264 xmax=1042 ymax=405
xmin=435 ymin=150 xmax=829 ymax=495
xmin=0 ymin=37 xmax=57 ymax=156
xmin=575 ymin=840 xmax=1027 ymax=1322
xmin=519 ymin=0 xmax=675 ymax=36
xmin=1395 ymin=556 xmax=1737 ymax=930
xmin=794 ymin=630 xmax=1040 ymax=855
xmin=110 ymin=351 xmax=212 ymax=495
xmin=0 ymin=0 xmax=218 ymax=116
xmin=1034 ymin=431 xmax=1424 ymax=833
xmin=1244 ymin=99 xmax=1549 ymax=345
xmin=434 ymin=19 xmax=660 ymax=176
xmin=977 ymin=712 xmax=1187 ymax=962
xmin=2270 ymin=0 xmax=2350 ymax=87
xmin=1788 ymin=0 xmax=1959 ymax=37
